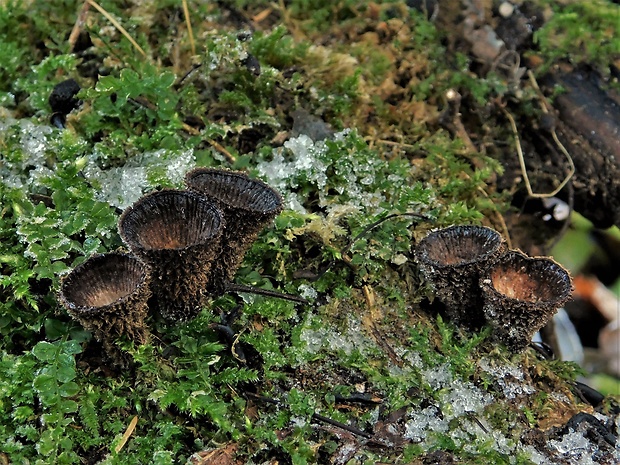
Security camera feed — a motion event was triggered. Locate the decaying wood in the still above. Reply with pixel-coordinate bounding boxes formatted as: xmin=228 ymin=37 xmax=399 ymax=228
xmin=434 ymin=1 xmax=620 ymax=230
xmin=540 ymin=65 xmax=620 ymax=228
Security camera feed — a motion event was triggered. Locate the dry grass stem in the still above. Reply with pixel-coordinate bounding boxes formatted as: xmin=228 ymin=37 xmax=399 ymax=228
xmin=87 ymin=0 xmax=146 ymax=57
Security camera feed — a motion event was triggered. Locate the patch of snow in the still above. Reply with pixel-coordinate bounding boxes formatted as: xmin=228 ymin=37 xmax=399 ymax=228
xmin=83 ymin=149 xmax=195 ymax=210
xmin=479 ymin=357 xmax=536 ymax=400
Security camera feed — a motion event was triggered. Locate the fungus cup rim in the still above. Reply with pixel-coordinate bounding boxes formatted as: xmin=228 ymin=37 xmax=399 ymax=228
xmin=118 ymin=189 xmax=224 ymax=252
xmin=185 ymin=167 xmax=283 ymax=214
xmin=59 ymin=251 xmax=151 ymax=315
xmin=481 ymin=249 xmax=573 ymax=306
xmin=415 ymin=224 xmax=504 ymax=269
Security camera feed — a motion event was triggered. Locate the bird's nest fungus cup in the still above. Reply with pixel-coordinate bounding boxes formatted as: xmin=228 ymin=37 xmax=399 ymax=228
xmin=414 ymin=225 xmax=506 ymax=328
xmin=118 ymin=189 xmax=224 ymax=321
xmin=185 ymin=168 xmax=283 ymax=293
xmin=58 ymin=251 xmax=151 ymax=351
xmin=480 ymin=250 xmax=573 ymax=352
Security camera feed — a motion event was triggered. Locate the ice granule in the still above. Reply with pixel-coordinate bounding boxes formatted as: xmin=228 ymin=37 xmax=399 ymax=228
xmin=402 ymin=350 xmax=424 ymax=369
xmin=84 ymin=163 xmax=148 ymax=210
xmin=165 ymin=149 xmax=194 ymax=185
xmin=440 ymin=380 xmax=492 ymax=420
xmin=297 ymin=284 xmax=317 ymax=300
xmin=421 ymin=363 xmax=453 ymax=390
xmin=0 ymin=118 xmax=54 ymax=189
xmin=520 ymin=445 xmax=555 ymax=465
xmin=479 ymin=358 xmax=536 ymax=400
xmin=298 ymin=313 xmax=376 ymax=356
xmin=83 ymin=149 xmax=195 ymax=210
xmin=549 ymin=392 xmax=570 ymax=403
xmin=21 ymin=121 xmax=52 ymax=157
xmin=404 ymin=405 xmax=448 ymax=442
xmin=256 ymin=134 xmax=328 ymax=206
xmin=257 ymin=130 xmax=385 ymax=216
xmin=548 ymin=429 xmax=599 ymax=465
xmin=290 ymin=416 xmax=307 ymax=429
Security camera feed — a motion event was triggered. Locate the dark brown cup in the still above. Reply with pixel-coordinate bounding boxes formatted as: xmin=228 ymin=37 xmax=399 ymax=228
xmin=184 ymin=168 xmax=282 ymax=294
xmin=59 ymin=252 xmax=152 ymax=357
xmin=480 ymin=250 xmax=573 ymax=351
xmin=414 ymin=225 xmax=506 ymax=329
xmin=118 ymin=189 xmax=224 ymax=321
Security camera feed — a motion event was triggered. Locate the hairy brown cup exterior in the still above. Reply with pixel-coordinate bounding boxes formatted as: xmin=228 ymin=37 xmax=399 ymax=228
xmin=118 ymin=189 xmax=224 ymax=321
xmin=480 ymin=250 xmax=573 ymax=352
xmin=414 ymin=225 xmax=506 ymax=329
xmin=59 ymin=252 xmax=151 ymax=359
xmin=185 ymin=168 xmax=283 ymax=294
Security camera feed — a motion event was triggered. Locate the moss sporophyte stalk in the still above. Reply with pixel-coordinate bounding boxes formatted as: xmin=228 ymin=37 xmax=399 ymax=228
xmin=2 ymin=1 xmax=619 ymax=463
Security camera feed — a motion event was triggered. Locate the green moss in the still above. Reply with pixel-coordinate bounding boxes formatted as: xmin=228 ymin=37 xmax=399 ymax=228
xmin=534 ymin=0 xmax=620 ymax=76
xmin=0 ymin=0 xmax=614 ymax=463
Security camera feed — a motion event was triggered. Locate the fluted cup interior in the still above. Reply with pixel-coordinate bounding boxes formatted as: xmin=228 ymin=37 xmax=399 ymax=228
xmin=185 ymin=168 xmax=282 ymax=214
xmin=119 ymin=190 xmax=223 ymax=251
xmin=60 ymin=253 xmax=148 ymax=310
xmin=489 ymin=251 xmax=572 ymax=304
xmin=417 ymin=225 xmax=503 ymax=267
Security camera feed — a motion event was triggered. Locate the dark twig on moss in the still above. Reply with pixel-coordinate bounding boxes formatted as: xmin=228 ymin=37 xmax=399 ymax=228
xmin=244 ymin=391 xmax=378 ymax=441
xmin=224 ymin=282 xmax=308 ymax=305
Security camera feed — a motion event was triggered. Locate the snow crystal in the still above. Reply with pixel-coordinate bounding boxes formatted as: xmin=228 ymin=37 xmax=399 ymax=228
xmin=256 ymin=129 xmax=388 ymax=217
xmin=298 ymin=312 xmax=376 ymax=356
xmin=297 ymin=284 xmax=317 ymax=300
xmin=548 ymin=429 xmax=599 ymax=465
xmin=421 ymin=363 xmax=453 ymax=390
xmin=479 ymin=358 xmax=536 ymax=400
xmin=520 ymin=445 xmax=554 ymax=465
xmin=0 ymin=118 xmax=54 ymax=189
xmin=440 ymin=381 xmax=493 ymax=419
xmin=83 ymin=149 xmax=195 ymax=209
xmin=404 ymin=405 xmax=449 ymax=442
xmin=404 ymin=371 xmax=493 ymax=446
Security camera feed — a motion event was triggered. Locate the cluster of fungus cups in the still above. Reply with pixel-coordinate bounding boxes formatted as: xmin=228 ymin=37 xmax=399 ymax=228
xmin=415 ymin=225 xmax=573 ymax=352
xmin=59 ymin=168 xmax=286 ymax=359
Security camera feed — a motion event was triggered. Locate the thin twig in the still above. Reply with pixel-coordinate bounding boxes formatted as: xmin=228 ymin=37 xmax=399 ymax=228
xmin=68 ymin=1 xmax=91 ymax=50
xmin=182 ymin=121 xmax=237 ymax=164
xmin=245 ymin=392 xmax=375 ymax=440
xmin=181 ymin=0 xmax=196 ymax=56
xmin=87 ymin=0 xmax=146 ymax=57
xmin=225 ymin=282 xmax=309 ymax=305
